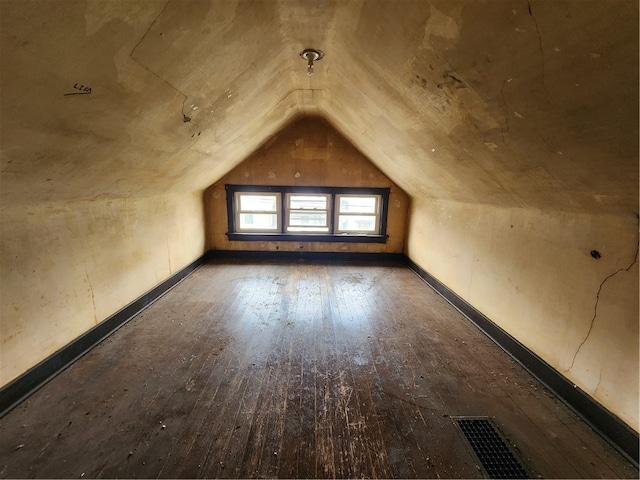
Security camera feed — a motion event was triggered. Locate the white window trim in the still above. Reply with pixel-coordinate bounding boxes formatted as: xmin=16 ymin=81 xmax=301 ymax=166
xmin=285 ymin=193 xmax=332 ymax=233
xmin=234 ymin=191 xmax=282 ymax=232
xmin=334 ymin=194 xmax=381 ymax=234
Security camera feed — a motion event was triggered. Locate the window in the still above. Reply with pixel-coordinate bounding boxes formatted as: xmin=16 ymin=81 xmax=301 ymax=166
xmin=226 ymin=185 xmax=390 ymax=243
xmin=336 ymin=194 xmax=379 ymax=234
xmin=234 ymin=192 xmax=280 ymax=232
xmin=286 ymin=194 xmax=331 ymax=233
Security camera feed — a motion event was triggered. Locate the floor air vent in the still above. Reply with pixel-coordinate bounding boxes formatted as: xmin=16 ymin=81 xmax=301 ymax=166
xmin=455 ymin=417 xmax=529 ymax=479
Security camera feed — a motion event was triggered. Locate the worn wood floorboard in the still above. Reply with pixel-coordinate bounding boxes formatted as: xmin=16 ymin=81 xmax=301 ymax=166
xmin=0 ymin=260 xmax=637 ymax=479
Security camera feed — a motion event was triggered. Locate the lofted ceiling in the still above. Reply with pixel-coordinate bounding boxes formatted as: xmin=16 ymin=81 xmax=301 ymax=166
xmin=0 ymin=0 xmax=637 ymax=214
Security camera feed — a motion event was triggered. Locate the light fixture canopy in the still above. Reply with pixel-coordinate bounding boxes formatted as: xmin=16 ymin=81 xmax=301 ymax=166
xmin=300 ymin=48 xmax=324 ymax=76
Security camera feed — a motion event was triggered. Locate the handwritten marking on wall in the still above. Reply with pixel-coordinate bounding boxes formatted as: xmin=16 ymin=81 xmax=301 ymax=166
xmin=64 ymin=83 xmax=92 ymax=96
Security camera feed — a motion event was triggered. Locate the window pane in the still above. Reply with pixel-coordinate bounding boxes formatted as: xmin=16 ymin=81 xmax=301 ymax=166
xmin=338 ymin=215 xmax=377 ymax=232
xmin=339 ymin=196 xmax=376 ymax=214
xmin=289 ymin=195 xmax=327 ymax=210
xmin=289 ymin=212 xmax=327 ymax=227
xmin=239 ymin=213 xmax=278 ymax=230
xmin=239 ymin=194 xmax=277 ymax=212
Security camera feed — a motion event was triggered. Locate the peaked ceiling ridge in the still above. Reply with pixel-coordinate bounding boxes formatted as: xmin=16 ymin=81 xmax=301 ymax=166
xmin=0 ymin=0 xmax=637 ymax=216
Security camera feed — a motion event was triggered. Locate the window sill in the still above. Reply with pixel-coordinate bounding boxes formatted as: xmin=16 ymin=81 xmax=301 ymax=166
xmin=226 ymin=233 xmax=388 ymax=243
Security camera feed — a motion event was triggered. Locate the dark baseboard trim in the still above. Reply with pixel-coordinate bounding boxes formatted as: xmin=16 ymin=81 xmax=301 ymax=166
xmin=206 ymin=249 xmax=407 ymax=264
xmin=406 ymin=257 xmax=639 ymax=467
xmin=0 ymin=254 xmax=207 ymax=418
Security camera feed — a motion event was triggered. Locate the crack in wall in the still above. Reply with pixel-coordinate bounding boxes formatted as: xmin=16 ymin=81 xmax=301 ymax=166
xmin=129 ymin=0 xmax=170 ymax=58
xmin=594 ymin=369 xmax=603 ymax=395
xmin=564 ymin=242 xmax=639 ymax=373
xmin=83 ymin=259 xmax=97 ymax=322
xmin=527 ymin=1 xmax=546 ymax=85
xmin=166 ymin=235 xmax=173 ymax=275
xmin=131 ymin=53 xmax=188 ymax=117
xmin=129 ymin=0 xmax=191 ymax=121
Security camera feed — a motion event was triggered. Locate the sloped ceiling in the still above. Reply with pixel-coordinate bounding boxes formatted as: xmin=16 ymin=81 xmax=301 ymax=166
xmin=1 ymin=0 xmax=637 ymax=214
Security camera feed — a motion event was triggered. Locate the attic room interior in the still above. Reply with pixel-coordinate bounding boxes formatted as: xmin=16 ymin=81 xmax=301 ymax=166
xmin=0 ymin=0 xmax=638 ymax=478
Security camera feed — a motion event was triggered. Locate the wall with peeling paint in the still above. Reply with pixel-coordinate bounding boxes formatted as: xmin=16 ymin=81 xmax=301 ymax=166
xmin=205 ymin=117 xmax=409 ymax=253
xmin=0 ymin=192 xmax=205 ymax=386
xmin=406 ymin=199 xmax=639 ymax=430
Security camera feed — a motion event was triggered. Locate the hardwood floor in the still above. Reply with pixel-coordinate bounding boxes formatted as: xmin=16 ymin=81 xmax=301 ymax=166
xmin=0 ymin=260 xmax=637 ymax=478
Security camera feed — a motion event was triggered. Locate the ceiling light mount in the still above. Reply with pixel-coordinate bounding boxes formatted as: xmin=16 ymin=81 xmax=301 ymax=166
xmin=300 ymin=48 xmax=324 ymax=76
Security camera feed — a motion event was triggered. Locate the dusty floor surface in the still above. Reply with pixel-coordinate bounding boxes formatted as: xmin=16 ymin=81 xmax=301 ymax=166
xmin=0 ymin=260 xmax=637 ymax=478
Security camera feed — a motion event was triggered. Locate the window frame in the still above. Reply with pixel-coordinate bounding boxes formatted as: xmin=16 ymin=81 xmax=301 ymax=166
xmin=334 ymin=193 xmax=381 ymax=234
xmin=226 ymin=185 xmax=390 ymax=243
xmin=233 ymin=191 xmax=281 ymax=233
xmin=285 ymin=193 xmax=332 ymax=233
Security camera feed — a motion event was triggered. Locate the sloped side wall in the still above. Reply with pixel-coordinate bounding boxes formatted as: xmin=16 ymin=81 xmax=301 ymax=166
xmin=1 ymin=192 xmax=205 ymax=386
xmin=406 ymin=198 xmax=639 ymax=431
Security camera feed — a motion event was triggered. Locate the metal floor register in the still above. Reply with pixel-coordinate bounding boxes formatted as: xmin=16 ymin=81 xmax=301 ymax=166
xmin=455 ymin=417 xmax=529 ymax=479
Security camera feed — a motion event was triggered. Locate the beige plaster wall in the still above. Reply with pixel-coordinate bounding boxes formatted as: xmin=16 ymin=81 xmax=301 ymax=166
xmin=205 ymin=117 xmax=409 ymax=253
xmin=406 ymin=199 xmax=639 ymax=431
xmin=0 ymin=192 xmax=205 ymax=386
